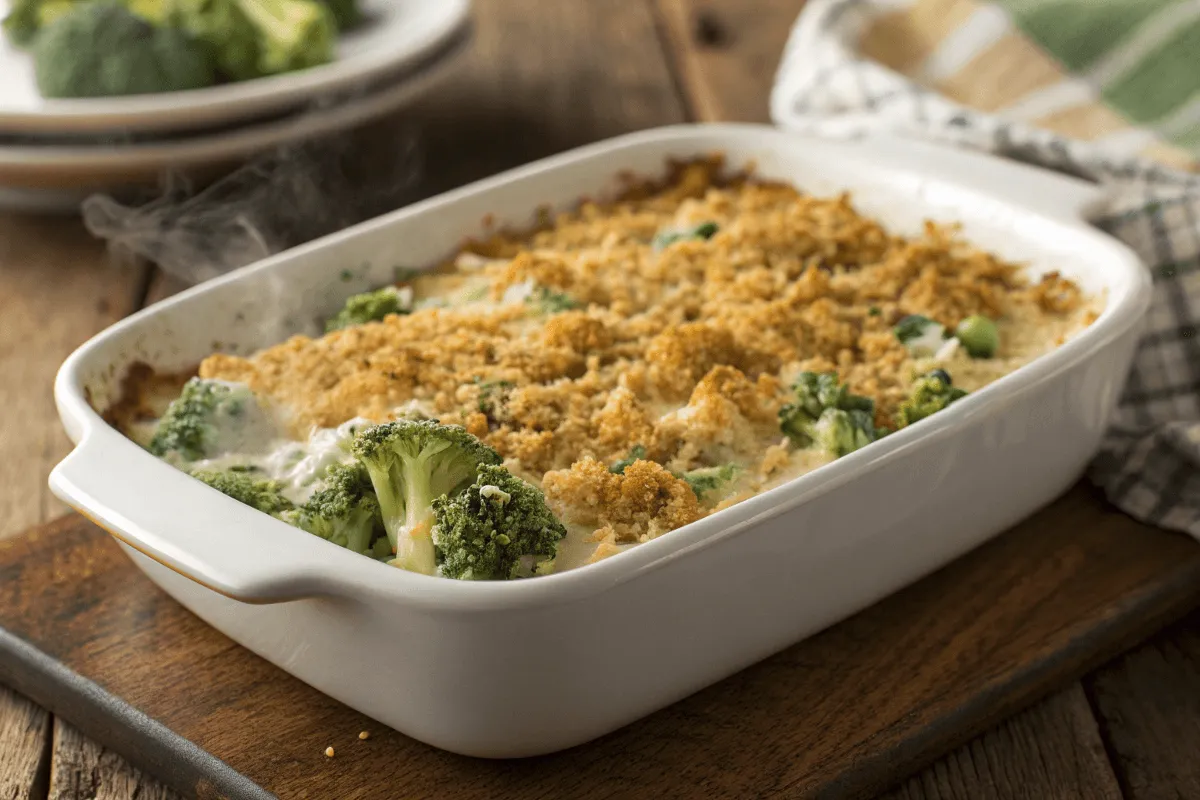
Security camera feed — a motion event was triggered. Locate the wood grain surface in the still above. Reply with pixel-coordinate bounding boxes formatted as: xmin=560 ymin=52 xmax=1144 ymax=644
xmin=399 ymin=0 xmax=687 ymax=198
xmin=1 ymin=485 xmax=1198 ymax=800
xmin=1086 ymin=610 xmax=1200 ymax=800
xmin=880 ymin=685 xmax=1122 ymax=800
xmin=0 ymin=201 xmax=154 ymax=800
xmin=0 ymin=215 xmax=147 ymax=540
xmin=0 ymin=687 xmax=50 ymax=800
xmin=48 ymin=723 xmax=179 ymax=800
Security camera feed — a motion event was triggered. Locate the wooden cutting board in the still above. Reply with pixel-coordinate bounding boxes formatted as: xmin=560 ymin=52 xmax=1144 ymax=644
xmin=1 ymin=484 xmax=1199 ymax=800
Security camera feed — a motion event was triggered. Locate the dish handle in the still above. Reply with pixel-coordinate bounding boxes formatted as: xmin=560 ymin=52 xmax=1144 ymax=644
xmin=49 ymin=431 xmax=340 ymax=604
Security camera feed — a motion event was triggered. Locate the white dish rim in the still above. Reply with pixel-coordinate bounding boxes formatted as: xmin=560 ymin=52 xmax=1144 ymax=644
xmin=50 ymin=123 xmax=1152 ymax=613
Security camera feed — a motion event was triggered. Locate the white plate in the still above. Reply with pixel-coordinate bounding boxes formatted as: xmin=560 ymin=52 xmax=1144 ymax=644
xmin=49 ymin=125 xmax=1151 ymax=757
xmin=0 ymin=24 xmax=468 ymax=213
xmin=0 ymin=0 xmax=469 ymax=136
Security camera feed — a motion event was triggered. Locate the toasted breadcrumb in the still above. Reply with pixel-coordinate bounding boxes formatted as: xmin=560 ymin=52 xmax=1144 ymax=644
xmin=587 ymin=539 xmax=623 ymax=564
xmin=542 ymin=457 xmax=702 ymax=543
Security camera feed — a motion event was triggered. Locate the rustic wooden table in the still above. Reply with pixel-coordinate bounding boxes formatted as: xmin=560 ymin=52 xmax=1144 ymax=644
xmin=1 ymin=1 xmax=1198 ymax=798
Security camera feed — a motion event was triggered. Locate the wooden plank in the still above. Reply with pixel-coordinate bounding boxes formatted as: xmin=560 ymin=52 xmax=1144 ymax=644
xmin=0 ymin=628 xmax=267 ymax=800
xmin=49 ymin=722 xmax=179 ymax=800
xmin=0 ymin=213 xmax=149 ymax=800
xmin=0 ymin=214 xmax=148 ymax=541
xmin=1086 ymin=608 xmax=1200 ymax=800
xmin=654 ymin=0 xmax=807 ymax=122
xmin=397 ymin=0 xmax=688 ymax=197
xmin=0 ymin=486 xmax=1197 ymax=800
xmin=0 ymin=686 xmax=50 ymax=800
xmin=878 ymin=684 xmax=1122 ymax=800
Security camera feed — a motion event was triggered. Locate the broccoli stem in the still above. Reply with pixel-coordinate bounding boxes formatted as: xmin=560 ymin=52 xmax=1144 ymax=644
xmin=393 ymin=468 xmax=438 ymax=575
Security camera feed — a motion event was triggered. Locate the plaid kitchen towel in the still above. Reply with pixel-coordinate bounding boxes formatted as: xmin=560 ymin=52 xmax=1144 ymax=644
xmin=770 ymin=0 xmax=1200 ymax=539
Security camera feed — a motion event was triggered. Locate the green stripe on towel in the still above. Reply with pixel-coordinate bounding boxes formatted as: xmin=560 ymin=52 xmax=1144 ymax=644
xmin=993 ymin=0 xmax=1178 ymax=72
xmin=1165 ymin=119 xmax=1200 ymax=152
xmin=1102 ymin=19 xmax=1200 ymax=125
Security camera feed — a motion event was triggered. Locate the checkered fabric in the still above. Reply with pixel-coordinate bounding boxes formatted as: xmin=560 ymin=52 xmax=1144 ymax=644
xmin=770 ymin=0 xmax=1200 ymax=538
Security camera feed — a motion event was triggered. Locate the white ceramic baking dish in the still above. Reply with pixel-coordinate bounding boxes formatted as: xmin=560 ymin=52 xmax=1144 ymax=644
xmin=50 ymin=124 xmax=1150 ymax=759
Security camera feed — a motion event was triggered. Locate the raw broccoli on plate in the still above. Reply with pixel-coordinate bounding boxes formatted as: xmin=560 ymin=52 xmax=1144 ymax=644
xmin=32 ymin=2 xmax=215 ymax=98
xmin=2 ymin=0 xmax=355 ymax=98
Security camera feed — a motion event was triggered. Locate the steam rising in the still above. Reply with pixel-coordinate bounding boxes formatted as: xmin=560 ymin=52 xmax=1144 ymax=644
xmin=80 ymin=126 xmax=425 ymax=286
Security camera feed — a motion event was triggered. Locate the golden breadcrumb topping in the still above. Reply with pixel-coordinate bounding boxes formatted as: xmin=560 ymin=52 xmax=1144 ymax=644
xmin=542 ymin=457 xmax=702 ymax=544
xmin=193 ymin=157 xmax=1096 ymax=564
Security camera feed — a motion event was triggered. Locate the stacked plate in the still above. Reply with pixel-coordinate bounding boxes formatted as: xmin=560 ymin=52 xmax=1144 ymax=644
xmin=0 ymin=0 xmax=472 ymax=212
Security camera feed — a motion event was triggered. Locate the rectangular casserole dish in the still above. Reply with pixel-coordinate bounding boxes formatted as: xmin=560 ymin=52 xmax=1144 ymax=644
xmin=49 ymin=123 xmax=1151 ymax=759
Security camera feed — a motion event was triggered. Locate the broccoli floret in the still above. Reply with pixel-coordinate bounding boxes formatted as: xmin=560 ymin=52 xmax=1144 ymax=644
xmin=784 ymin=371 xmax=871 ymax=420
xmin=149 ymin=378 xmax=267 ymax=463
xmin=325 ymin=285 xmax=412 ymax=332
xmin=286 ymin=462 xmax=382 ymax=554
xmin=432 ymin=464 xmax=567 ymax=580
xmin=679 ymin=464 xmax=737 ymax=499
xmin=609 ymin=445 xmax=647 ymax=474
xmin=143 ymin=0 xmax=255 ymax=80
xmin=319 ymin=0 xmax=357 ymax=30
xmin=896 ymin=369 xmax=968 ymax=427
xmin=530 ymin=286 xmax=579 ymax=314
xmin=31 ymin=2 xmax=216 ymax=98
xmin=190 ymin=468 xmax=295 ymax=516
xmin=237 ymin=0 xmax=335 ymax=74
xmin=778 ymin=371 xmax=872 ymax=437
xmin=474 ymin=378 xmax=515 ymax=420
xmin=2 ymin=0 xmax=75 ymax=46
xmin=779 ymin=371 xmax=878 ymax=457
xmin=351 ymin=420 xmax=502 ymax=575
xmin=149 ymin=0 xmax=335 ymax=82
xmin=810 ymin=409 xmax=877 ymax=457
xmin=893 ymin=314 xmax=948 ymax=357
xmin=652 ymin=221 xmax=719 ymax=251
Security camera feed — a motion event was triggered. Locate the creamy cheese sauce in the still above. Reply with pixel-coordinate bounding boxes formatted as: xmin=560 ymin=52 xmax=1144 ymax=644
xmin=181 ymin=418 xmax=360 ymax=504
